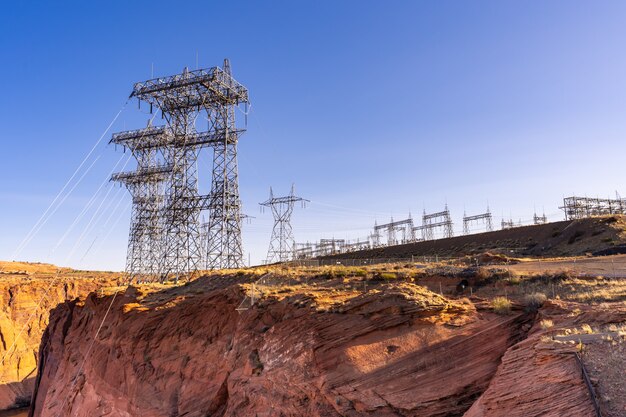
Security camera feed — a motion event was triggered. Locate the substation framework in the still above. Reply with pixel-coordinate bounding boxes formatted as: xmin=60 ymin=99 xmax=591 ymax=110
xmin=533 ymin=211 xmax=547 ymax=225
xmin=112 ymin=60 xmax=250 ymax=281
xmin=374 ymin=216 xmax=415 ymax=246
xmin=501 ymin=219 xmax=518 ymax=230
xmin=559 ymin=196 xmax=626 ymax=220
xmin=462 ymin=208 xmax=493 ymax=235
xmin=260 ymin=185 xmax=308 ymax=264
xmin=418 ymin=206 xmax=454 ymax=241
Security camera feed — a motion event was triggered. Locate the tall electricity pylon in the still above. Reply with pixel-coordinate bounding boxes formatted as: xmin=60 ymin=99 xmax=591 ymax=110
xmin=260 ymin=185 xmax=308 ymax=264
xmin=205 ymin=59 xmax=247 ymax=270
xmin=110 ymin=125 xmax=171 ymax=280
xmin=115 ymin=59 xmax=249 ymax=281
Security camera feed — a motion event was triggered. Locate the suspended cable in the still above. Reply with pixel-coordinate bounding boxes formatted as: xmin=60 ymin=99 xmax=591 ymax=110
xmin=11 ymin=100 xmax=129 ymax=260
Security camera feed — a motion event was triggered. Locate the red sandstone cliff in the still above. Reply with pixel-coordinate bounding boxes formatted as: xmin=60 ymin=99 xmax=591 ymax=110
xmin=0 ymin=263 xmax=118 ymax=411
xmin=30 ymin=275 xmax=533 ymax=416
xmin=465 ymin=300 xmax=626 ymax=417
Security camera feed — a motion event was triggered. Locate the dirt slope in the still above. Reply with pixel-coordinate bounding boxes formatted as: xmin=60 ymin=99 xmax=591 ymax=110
xmin=321 ymin=216 xmax=626 ymax=261
xmin=30 ymin=275 xmax=532 ymax=417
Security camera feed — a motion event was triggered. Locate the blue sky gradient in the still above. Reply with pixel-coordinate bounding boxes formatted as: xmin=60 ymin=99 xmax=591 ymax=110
xmin=1 ymin=1 xmax=626 ymax=269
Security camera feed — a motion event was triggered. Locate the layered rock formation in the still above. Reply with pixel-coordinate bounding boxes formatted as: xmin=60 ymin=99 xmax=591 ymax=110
xmin=465 ymin=300 xmax=626 ymax=417
xmin=31 ymin=275 xmax=533 ymax=416
xmin=0 ymin=263 xmax=119 ymax=411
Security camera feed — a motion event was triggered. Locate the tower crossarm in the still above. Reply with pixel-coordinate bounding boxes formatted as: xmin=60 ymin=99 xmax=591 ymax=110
xmin=112 ymin=128 xmax=246 ymax=152
xmin=259 ymin=195 xmax=309 ymax=207
xmin=111 ymin=164 xmax=173 ymax=185
xmin=420 ymin=220 xmax=452 ymax=228
xmin=374 ymin=218 xmax=413 ymax=230
xmin=423 ymin=210 xmax=449 ymax=221
xmin=110 ymin=126 xmax=168 ymax=151
xmin=463 ymin=213 xmax=491 ymax=222
xmin=131 ymin=67 xmax=249 ymax=111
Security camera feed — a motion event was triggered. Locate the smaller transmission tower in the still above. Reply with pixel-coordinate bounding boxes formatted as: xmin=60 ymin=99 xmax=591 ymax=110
xmin=462 ymin=208 xmax=493 ymax=235
xmin=421 ymin=205 xmax=454 ymax=240
xmin=260 ymin=185 xmax=309 ymax=264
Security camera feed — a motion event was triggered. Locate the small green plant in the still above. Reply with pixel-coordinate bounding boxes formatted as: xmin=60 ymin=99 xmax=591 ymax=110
xmin=491 ymin=297 xmax=512 ymax=314
xmin=379 ymin=272 xmax=397 ymax=280
xmin=353 ymin=268 xmax=367 ymax=277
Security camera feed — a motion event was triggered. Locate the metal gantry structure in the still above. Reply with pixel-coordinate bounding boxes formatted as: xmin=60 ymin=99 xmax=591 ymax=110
xmin=501 ymin=218 xmax=520 ymax=230
xmin=420 ymin=206 xmax=454 ymax=241
xmin=112 ymin=59 xmax=249 ymax=281
xmin=110 ymin=124 xmax=171 ymax=277
xmin=462 ymin=208 xmax=493 ymax=235
xmin=260 ymin=185 xmax=308 ymax=264
xmin=559 ymin=196 xmax=626 ymax=220
xmin=374 ymin=216 xmax=414 ymax=246
xmin=533 ymin=211 xmax=547 ymax=225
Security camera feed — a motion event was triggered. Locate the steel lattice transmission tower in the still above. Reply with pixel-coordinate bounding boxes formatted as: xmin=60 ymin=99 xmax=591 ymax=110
xmin=124 ymin=59 xmax=249 ymax=280
xmin=205 ymin=60 xmax=248 ymax=269
xmin=260 ymin=185 xmax=308 ymax=264
xmin=111 ymin=125 xmax=171 ymax=279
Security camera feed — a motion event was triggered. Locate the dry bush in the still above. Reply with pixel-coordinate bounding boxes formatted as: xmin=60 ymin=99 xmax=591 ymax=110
xmin=524 ymin=292 xmax=547 ymax=311
xmin=580 ymin=323 xmax=593 ymax=334
xmin=475 ymin=267 xmax=492 ymax=281
xmin=491 ymin=297 xmax=512 ymax=314
xmin=379 ymin=272 xmax=397 ymax=280
xmin=540 ymin=319 xmax=554 ymax=329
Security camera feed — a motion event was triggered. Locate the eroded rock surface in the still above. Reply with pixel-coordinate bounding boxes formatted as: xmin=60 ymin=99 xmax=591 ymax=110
xmin=0 ymin=263 xmax=118 ymax=411
xmin=465 ymin=300 xmax=626 ymax=417
xmin=31 ymin=276 xmax=531 ymax=417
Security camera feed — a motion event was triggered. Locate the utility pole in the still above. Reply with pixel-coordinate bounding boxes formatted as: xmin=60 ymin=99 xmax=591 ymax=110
xmin=260 ymin=185 xmax=308 ymax=264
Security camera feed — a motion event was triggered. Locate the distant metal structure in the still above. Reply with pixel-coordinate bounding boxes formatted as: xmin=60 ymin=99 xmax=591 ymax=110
xmin=295 ymin=242 xmax=315 ymax=259
xmin=462 ymin=208 xmax=493 ymax=235
xmin=559 ymin=196 xmax=626 ymax=220
xmin=316 ymin=238 xmax=346 ymax=256
xmin=371 ymin=222 xmax=382 ymax=247
xmin=113 ymin=59 xmax=250 ymax=281
xmin=501 ymin=219 xmax=519 ymax=230
xmin=111 ymin=125 xmax=171 ymax=279
xmin=374 ymin=215 xmax=414 ymax=246
xmin=260 ymin=185 xmax=308 ymax=264
xmin=420 ymin=206 xmax=454 ymax=241
xmin=341 ymin=238 xmax=371 ymax=253
xmin=533 ymin=211 xmax=548 ymax=225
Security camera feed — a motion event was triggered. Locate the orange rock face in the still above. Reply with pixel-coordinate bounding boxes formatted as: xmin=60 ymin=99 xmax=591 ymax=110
xmin=0 ymin=264 xmax=119 ymax=411
xmin=465 ymin=300 xmax=626 ymax=417
xmin=31 ymin=276 xmax=533 ymax=416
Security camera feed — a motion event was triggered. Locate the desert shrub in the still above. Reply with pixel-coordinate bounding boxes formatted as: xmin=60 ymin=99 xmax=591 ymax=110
xmin=491 ymin=297 xmax=512 ymax=314
xmin=379 ymin=272 xmax=397 ymax=280
xmin=352 ymin=268 xmax=367 ymax=277
xmin=332 ymin=268 xmax=348 ymax=278
xmin=580 ymin=324 xmax=593 ymax=334
xmin=507 ymin=276 xmax=522 ymax=285
xmin=540 ymin=319 xmax=554 ymax=329
xmin=524 ymin=292 xmax=547 ymax=311
xmin=475 ymin=267 xmax=491 ymax=281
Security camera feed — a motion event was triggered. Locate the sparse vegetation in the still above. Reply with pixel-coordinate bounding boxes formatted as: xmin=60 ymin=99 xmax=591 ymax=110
xmin=523 ymin=292 xmax=547 ymax=311
xmin=491 ymin=297 xmax=512 ymax=314
xmin=540 ymin=319 xmax=553 ymax=329
xmin=379 ymin=272 xmax=397 ymax=280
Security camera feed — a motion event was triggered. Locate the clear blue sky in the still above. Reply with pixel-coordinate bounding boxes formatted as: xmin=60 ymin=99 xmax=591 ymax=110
xmin=1 ymin=1 xmax=626 ymax=270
